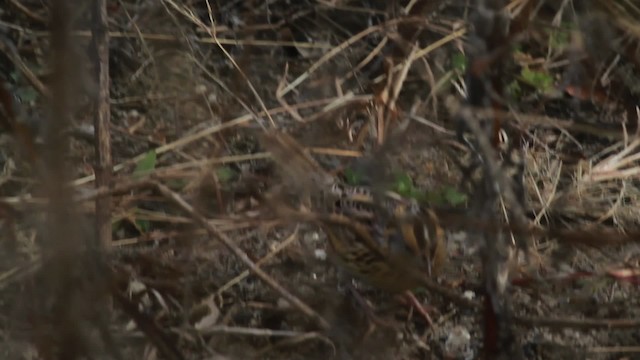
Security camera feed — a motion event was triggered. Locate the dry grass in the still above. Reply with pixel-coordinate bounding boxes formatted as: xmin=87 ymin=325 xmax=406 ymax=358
xmin=0 ymin=1 xmax=639 ymax=359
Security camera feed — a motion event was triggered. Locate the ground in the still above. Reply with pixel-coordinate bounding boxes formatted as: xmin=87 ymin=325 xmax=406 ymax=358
xmin=0 ymin=1 xmax=640 ymax=359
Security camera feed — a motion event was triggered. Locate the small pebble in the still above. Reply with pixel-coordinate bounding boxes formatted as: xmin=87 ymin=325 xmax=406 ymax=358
xmin=444 ymin=326 xmax=473 ymax=360
xmin=194 ymin=84 xmax=207 ymax=94
xmin=314 ymin=248 xmax=327 ymax=260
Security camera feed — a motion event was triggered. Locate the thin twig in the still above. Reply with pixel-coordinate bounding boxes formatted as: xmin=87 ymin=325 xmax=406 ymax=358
xmin=153 ymin=181 xmax=331 ymax=330
xmin=90 ymin=0 xmax=112 ymax=249
xmin=216 ymin=227 xmax=300 ymax=294
xmin=515 ymin=314 xmax=640 ymax=330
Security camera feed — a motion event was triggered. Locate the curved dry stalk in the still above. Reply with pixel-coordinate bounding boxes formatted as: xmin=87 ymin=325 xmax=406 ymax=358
xmin=153 ymin=181 xmax=331 ymax=330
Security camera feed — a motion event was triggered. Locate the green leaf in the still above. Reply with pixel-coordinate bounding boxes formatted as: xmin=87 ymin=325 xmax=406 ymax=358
xmin=422 ymin=186 xmax=467 ymax=206
xmin=393 ymin=173 xmax=416 ymax=198
xmin=520 ymin=67 xmax=553 ymax=93
xmin=506 ymin=80 xmax=522 ymax=99
xmin=451 ymin=53 xmax=467 ymax=72
xmin=549 ymin=29 xmax=570 ymax=50
xmin=216 ymin=166 xmax=235 ymax=183
xmin=134 ymin=150 xmax=157 ymax=177
xmin=135 ymin=219 xmax=151 ymax=233
xmin=443 ymin=187 xmax=467 ymax=206
xmin=343 ymin=168 xmax=364 ymax=185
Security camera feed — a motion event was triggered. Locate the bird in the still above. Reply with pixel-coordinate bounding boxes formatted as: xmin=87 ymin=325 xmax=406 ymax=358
xmin=322 ymin=182 xmax=446 ymax=292
xmin=260 ymin=130 xmax=447 ymax=323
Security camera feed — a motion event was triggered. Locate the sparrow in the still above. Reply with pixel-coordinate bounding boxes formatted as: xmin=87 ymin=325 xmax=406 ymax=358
xmin=260 ymin=130 xmax=447 ymax=294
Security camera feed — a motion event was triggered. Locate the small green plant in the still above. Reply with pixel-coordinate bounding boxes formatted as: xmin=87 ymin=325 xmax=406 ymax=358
xmin=392 ymin=172 xmax=422 ymax=199
xmin=424 ymin=186 xmax=467 ymax=206
xmin=343 ymin=168 xmax=364 ymax=186
xmin=392 ymin=173 xmax=467 ymax=206
xmin=506 ymin=80 xmax=522 ymax=99
xmin=441 ymin=186 xmax=467 ymax=206
xmin=547 ymin=21 xmax=575 ymax=51
xmin=133 ymin=150 xmax=157 ymax=178
xmin=343 ymin=169 xmax=467 ymax=207
xmin=520 ymin=67 xmax=554 ymax=94
xmin=216 ymin=166 xmax=236 ymax=183
xmin=549 ymin=28 xmax=570 ymax=50
xmin=134 ymin=218 xmax=151 ymax=233
xmin=451 ymin=53 xmax=467 ymax=73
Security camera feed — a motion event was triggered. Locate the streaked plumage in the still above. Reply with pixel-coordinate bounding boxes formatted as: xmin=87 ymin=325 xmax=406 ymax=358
xmin=260 ymin=130 xmax=446 ymax=293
